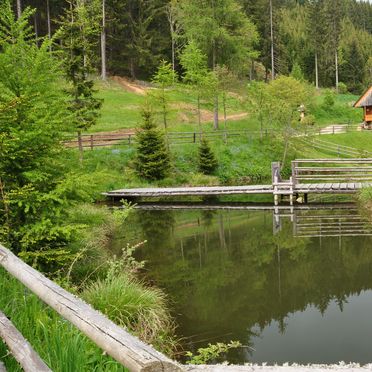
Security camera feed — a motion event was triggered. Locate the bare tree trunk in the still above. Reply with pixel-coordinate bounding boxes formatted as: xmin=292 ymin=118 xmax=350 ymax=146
xmin=101 ymin=0 xmax=107 ymax=80
xmin=335 ymin=49 xmax=339 ymax=92
xmin=46 ymin=0 xmax=51 ymax=50
xmin=315 ymin=52 xmax=319 ymax=89
xmin=166 ymin=4 xmax=176 ymax=78
xmin=16 ymin=0 xmax=22 ymax=19
xmin=270 ymin=0 xmax=275 ymax=80
xmin=212 ymin=42 xmax=219 ymax=130
xmin=34 ymin=13 xmax=38 ymax=46
xmin=197 ymin=94 xmax=202 ymax=137
xmin=77 ymin=131 xmax=84 ymax=164
xmin=213 ymin=96 xmax=219 ymax=130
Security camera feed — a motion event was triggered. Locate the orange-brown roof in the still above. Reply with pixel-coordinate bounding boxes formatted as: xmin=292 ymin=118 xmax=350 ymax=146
xmin=354 ymin=86 xmax=372 ymax=107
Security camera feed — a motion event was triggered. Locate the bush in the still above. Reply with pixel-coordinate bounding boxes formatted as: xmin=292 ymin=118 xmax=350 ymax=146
xmin=301 ymin=114 xmax=316 ymax=126
xmin=338 ymin=82 xmax=348 ymax=94
xmin=134 ymin=109 xmax=171 ymax=180
xmin=198 ymin=138 xmax=218 ymax=175
xmin=323 ymin=90 xmax=335 ymax=107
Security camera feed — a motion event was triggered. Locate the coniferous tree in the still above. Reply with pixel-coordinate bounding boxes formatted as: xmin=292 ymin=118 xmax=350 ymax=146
xmin=198 ymin=138 xmax=218 ymax=175
xmin=134 ymin=109 xmax=171 ymax=180
xmin=59 ymin=0 xmax=102 ymax=163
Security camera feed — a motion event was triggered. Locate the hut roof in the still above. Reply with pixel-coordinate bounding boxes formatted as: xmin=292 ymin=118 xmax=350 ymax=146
xmin=354 ymin=86 xmax=372 ymax=108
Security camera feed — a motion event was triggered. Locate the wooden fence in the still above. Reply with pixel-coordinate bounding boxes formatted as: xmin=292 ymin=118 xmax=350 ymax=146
xmin=63 ymin=129 xmax=273 ymax=149
xmin=0 ymin=244 xmax=183 ymax=372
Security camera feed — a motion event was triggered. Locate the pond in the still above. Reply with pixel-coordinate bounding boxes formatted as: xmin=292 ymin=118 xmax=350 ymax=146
xmin=118 ymin=203 xmax=372 ymax=365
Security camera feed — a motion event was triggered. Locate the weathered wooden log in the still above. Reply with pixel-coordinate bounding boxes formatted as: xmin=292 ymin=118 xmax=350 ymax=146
xmin=0 ymin=311 xmax=50 ymax=372
xmin=0 ymin=244 xmax=183 ymax=372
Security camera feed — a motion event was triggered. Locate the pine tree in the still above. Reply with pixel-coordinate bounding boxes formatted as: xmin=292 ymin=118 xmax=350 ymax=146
xmin=59 ymin=0 xmax=102 ymax=163
xmin=198 ymin=138 xmax=218 ymax=175
xmin=134 ymin=109 xmax=171 ymax=180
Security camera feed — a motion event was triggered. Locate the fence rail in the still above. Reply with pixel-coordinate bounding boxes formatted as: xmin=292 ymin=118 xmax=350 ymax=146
xmin=63 ymin=129 xmax=273 ymax=149
xmin=0 ymin=244 xmax=182 ymax=372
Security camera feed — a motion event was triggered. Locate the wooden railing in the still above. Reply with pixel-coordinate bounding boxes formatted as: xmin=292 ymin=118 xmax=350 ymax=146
xmin=63 ymin=129 xmax=273 ymax=149
xmin=291 ymin=159 xmax=372 ymax=184
xmin=0 ymin=244 xmax=183 ymax=372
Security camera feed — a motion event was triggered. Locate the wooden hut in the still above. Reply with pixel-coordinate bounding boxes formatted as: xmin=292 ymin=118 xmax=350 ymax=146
xmin=354 ymin=86 xmax=372 ymax=127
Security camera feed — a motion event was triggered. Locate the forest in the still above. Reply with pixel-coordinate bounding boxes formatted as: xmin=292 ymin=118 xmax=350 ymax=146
xmin=15 ymin=0 xmax=372 ymax=92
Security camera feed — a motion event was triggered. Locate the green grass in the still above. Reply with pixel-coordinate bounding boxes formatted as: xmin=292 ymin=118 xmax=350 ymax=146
xmin=0 ymin=269 xmax=126 ymax=372
xmin=320 ymin=132 xmax=372 ymax=151
xmin=90 ymin=79 xmax=363 ymax=136
xmin=82 ymin=272 xmax=177 ymax=355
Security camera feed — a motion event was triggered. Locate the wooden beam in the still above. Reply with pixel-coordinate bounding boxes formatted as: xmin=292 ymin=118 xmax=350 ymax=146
xmin=0 ymin=244 xmax=183 ymax=372
xmin=0 ymin=311 xmax=50 ymax=372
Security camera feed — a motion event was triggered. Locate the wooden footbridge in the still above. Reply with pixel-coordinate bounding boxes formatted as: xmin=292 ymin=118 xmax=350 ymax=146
xmin=104 ymin=159 xmax=372 ymax=205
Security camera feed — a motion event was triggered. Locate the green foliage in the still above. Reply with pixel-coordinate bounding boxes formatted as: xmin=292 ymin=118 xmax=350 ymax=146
xmin=134 ymin=109 xmax=171 ymax=180
xmin=0 ymin=4 xmax=75 ymax=254
xmin=323 ymin=90 xmax=336 ymax=108
xmin=186 ymin=341 xmax=241 ymax=365
xmin=82 ymin=270 xmax=176 ymax=355
xmin=150 ymin=60 xmax=177 ymax=129
xmin=290 ymin=62 xmax=305 ymax=82
xmin=58 ymin=0 xmax=102 ymax=133
xmin=175 ymin=0 xmax=258 ymax=74
xmin=198 ymin=138 xmax=218 ymax=175
xmin=0 ymin=269 xmax=126 ymax=371
xmin=338 ymin=82 xmax=348 ymax=94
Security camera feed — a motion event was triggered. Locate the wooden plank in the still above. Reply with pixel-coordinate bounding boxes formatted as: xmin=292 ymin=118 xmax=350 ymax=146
xmin=0 ymin=311 xmax=50 ymax=372
xmin=0 ymin=245 xmax=183 ymax=372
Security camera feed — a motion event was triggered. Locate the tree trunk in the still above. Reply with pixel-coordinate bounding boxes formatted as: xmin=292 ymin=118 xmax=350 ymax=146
xmin=270 ymin=0 xmax=275 ymax=80
xmin=77 ymin=131 xmax=84 ymax=164
xmin=34 ymin=13 xmax=38 ymax=46
xmin=223 ymin=94 xmax=227 ymax=143
xmin=46 ymin=0 xmax=51 ymax=50
xmin=212 ymin=42 xmax=219 ymax=130
xmin=16 ymin=0 xmax=22 ymax=19
xmin=101 ymin=0 xmax=107 ymax=80
xmin=315 ymin=52 xmax=319 ymax=89
xmin=213 ymin=96 xmax=219 ymax=130
xmin=197 ymin=94 xmax=202 ymax=137
xmin=335 ymin=49 xmax=339 ymax=92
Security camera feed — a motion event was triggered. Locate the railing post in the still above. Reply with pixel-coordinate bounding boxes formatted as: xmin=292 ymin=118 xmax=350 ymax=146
xmin=193 ymin=132 xmax=196 ymax=143
xmin=90 ymin=135 xmax=94 ymax=150
xmin=128 ymin=135 xmax=131 ymax=145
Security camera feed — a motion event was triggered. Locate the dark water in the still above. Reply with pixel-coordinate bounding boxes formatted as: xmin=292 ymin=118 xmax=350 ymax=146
xmin=119 ymin=204 xmax=372 ymax=364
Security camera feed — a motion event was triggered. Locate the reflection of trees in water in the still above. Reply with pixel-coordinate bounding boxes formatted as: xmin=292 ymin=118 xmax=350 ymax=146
xmin=137 ymin=210 xmax=175 ymax=244
xmin=136 ymin=209 xmax=372 ymax=354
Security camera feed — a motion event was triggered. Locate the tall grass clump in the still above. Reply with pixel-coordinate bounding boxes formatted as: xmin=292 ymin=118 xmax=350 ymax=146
xmin=82 ymin=249 xmax=177 ymax=356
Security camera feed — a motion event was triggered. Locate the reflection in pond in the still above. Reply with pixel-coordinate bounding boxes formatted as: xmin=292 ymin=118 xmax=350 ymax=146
xmin=118 ymin=204 xmax=372 ymax=364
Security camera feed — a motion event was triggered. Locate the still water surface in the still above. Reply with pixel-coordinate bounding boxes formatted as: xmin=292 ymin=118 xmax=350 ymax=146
xmin=120 ymin=204 xmax=372 ymax=364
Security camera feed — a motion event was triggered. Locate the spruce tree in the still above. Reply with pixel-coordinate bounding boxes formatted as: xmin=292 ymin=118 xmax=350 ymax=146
xmin=198 ymin=138 xmax=218 ymax=175
xmin=134 ymin=109 xmax=171 ymax=180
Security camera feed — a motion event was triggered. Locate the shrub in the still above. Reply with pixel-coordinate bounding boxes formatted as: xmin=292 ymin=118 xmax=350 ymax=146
xmin=322 ymin=90 xmax=335 ymax=108
xmin=198 ymin=138 xmax=218 ymax=175
xmin=134 ymin=109 xmax=171 ymax=180
xmin=301 ymin=114 xmax=316 ymax=126
xmin=338 ymin=82 xmax=348 ymax=94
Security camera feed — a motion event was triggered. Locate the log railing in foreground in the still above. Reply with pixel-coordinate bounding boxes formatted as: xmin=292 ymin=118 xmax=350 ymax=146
xmin=0 ymin=244 xmax=183 ymax=372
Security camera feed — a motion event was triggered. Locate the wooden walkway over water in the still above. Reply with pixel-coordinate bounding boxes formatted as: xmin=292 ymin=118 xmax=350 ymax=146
xmin=104 ymin=159 xmax=372 ymax=205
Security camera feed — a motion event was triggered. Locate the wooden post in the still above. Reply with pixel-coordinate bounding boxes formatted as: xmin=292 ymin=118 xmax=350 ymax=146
xmin=193 ymin=132 xmax=196 ymax=143
xmin=0 ymin=311 xmax=51 ymax=372
xmin=129 ymin=134 xmax=132 ymax=145
xmin=90 ymin=135 xmax=94 ymax=150
xmin=0 ymin=244 xmax=183 ymax=372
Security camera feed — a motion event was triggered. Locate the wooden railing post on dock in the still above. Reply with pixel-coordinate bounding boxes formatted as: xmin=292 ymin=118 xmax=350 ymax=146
xmin=0 ymin=244 xmax=183 ymax=372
